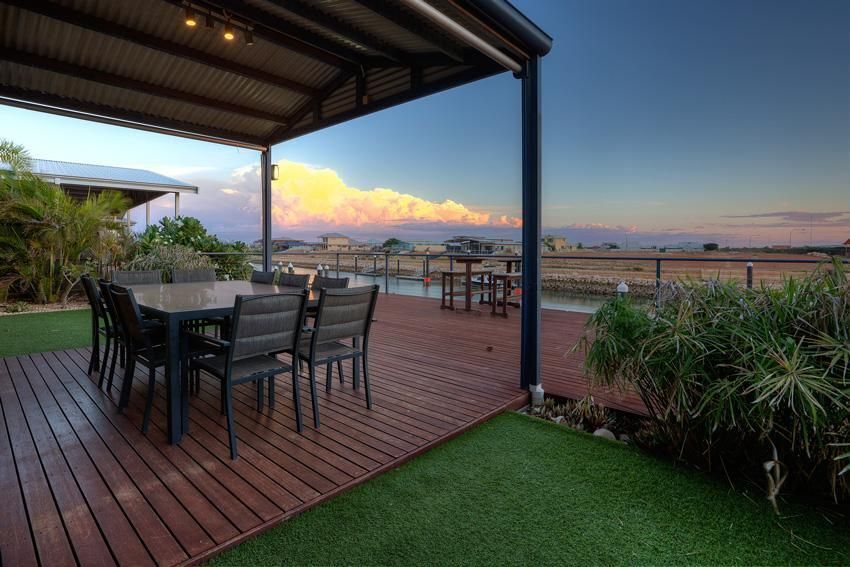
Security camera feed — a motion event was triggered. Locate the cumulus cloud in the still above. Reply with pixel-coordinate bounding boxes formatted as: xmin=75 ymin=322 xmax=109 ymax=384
xmin=261 ymin=160 xmax=521 ymax=230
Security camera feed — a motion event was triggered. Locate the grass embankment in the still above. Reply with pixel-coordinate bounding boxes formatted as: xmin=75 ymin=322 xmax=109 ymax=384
xmin=0 ymin=309 xmax=90 ymax=357
xmin=213 ymin=412 xmax=849 ymax=566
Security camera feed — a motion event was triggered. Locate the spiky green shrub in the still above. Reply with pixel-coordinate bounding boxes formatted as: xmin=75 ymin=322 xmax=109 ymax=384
xmin=579 ymin=260 xmax=850 ymax=506
xmin=0 ymin=140 xmax=130 ymax=303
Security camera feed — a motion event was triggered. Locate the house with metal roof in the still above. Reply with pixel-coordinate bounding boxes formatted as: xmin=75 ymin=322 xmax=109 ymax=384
xmin=20 ymin=159 xmax=199 ymax=224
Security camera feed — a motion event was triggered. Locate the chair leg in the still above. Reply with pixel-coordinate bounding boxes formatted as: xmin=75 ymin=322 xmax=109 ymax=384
xmin=118 ymin=357 xmax=135 ymax=412
xmin=225 ymin=386 xmax=237 ymax=460
xmin=98 ymin=334 xmax=110 ymax=387
xmin=220 ymin=380 xmax=226 ymax=415
xmin=257 ymin=379 xmax=264 ymax=411
xmin=119 ymin=343 xmax=125 ymax=369
xmin=142 ymin=366 xmax=156 ymax=434
xmin=107 ymin=339 xmax=119 ymax=392
xmin=268 ymin=376 xmax=276 ymax=410
xmin=309 ymin=363 xmax=320 ymax=428
xmin=337 ymin=360 xmax=344 ymax=385
xmin=291 ymin=367 xmax=303 ymax=433
xmin=362 ymin=353 xmax=372 ymax=409
xmin=325 ymin=363 xmax=333 ymax=393
xmin=88 ymin=326 xmax=99 ymax=376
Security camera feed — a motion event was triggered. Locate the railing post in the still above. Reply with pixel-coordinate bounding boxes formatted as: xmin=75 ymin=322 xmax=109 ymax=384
xmin=354 ymin=255 xmax=358 ymax=273
xmin=655 ymin=259 xmax=662 ymax=292
xmin=336 ymin=253 xmax=340 ymax=278
xmin=424 ymin=254 xmax=430 ymax=286
xmin=746 ymin=261 xmax=753 ymax=289
xmin=384 ymin=253 xmax=389 ymax=294
xmin=373 ymin=255 xmax=377 ymax=276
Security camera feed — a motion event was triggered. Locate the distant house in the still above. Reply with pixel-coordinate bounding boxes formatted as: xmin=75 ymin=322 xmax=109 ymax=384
xmin=270 ymin=237 xmax=306 ymax=252
xmin=318 ymin=233 xmax=351 ymax=251
xmin=409 ymin=241 xmax=447 ymax=254
xmin=444 ymin=236 xmax=522 ymax=255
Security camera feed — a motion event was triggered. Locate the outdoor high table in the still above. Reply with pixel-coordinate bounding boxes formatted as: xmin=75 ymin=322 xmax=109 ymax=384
xmin=131 ymin=280 xmax=318 ymax=444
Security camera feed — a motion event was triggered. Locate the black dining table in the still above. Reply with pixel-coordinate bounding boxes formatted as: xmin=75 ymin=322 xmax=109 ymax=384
xmin=131 ymin=280 xmax=318 ymax=444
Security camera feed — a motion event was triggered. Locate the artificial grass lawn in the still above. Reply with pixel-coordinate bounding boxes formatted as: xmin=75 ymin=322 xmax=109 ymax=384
xmin=213 ymin=412 xmax=850 ymax=566
xmin=0 ymin=309 xmax=91 ymax=357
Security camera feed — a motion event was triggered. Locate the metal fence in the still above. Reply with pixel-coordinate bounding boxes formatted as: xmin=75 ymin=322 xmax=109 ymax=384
xmin=201 ymin=250 xmax=848 ymax=296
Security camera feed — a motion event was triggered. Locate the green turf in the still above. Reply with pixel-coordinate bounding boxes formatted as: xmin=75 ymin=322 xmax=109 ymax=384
xmin=0 ymin=309 xmax=91 ymax=357
xmin=213 ymin=412 xmax=850 ymax=566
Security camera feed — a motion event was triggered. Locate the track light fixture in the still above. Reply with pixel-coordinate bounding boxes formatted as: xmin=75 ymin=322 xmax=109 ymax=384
xmin=184 ymin=6 xmax=197 ymax=26
xmin=182 ymin=4 xmax=253 ymax=45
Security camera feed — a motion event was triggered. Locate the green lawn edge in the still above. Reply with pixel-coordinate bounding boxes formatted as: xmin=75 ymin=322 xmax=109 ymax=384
xmin=0 ymin=309 xmax=91 ymax=357
xmin=212 ymin=412 xmax=850 ymax=566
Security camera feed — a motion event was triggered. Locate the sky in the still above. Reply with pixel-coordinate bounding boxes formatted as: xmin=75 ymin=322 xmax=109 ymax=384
xmin=1 ymin=0 xmax=848 ymax=247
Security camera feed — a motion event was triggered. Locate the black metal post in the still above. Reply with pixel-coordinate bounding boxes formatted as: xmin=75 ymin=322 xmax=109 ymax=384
xmin=520 ymin=56 xmax=542 ymax=395
xmin=260 ymin=147 xmax=273 ymax=271
xmin=354 ymin=256 xmax=358 ymax=273
xmin=336 ymin=253 xmax=340 ymax=278
xmin=384 ymin=253 xmax=389 ymax=294
xmin=655 ymin=259 xmax=662 ymax=292
xmin=746 ymin=262 xmax=753 ymax=289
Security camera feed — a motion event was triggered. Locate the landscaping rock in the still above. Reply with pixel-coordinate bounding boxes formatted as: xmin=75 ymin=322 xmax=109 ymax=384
xmin=618 ymin=434 xmax=631 ymax=444
xmin=593 ymin=428 xmax=617 ymax=441
xmin=552 ymin=416 xmax=564 ymax=424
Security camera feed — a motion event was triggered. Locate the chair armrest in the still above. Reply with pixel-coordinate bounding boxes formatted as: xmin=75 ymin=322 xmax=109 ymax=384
xmin=184 ymin=330 xmax=231 ymax=350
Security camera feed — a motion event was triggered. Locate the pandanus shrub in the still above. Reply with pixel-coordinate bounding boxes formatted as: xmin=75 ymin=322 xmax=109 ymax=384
xmin=578 ymin=260 xmax=850 ymax=506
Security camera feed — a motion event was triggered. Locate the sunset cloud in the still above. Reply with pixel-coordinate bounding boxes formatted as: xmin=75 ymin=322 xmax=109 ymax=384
xmin=264 ymin=160 xmax=521 ymax=230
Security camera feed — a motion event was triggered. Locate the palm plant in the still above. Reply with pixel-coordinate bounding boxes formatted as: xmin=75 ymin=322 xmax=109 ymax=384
xmin=0 ymin=140 xmax=129 ymax=303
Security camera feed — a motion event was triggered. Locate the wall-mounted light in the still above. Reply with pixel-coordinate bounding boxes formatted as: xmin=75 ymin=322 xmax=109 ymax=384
xmin=244 ymin=28 xmax=254 ymax=46
xmin=271 ymin=164 xmax=279 ymax=180
xmin=223 ymin=22 xmax=235 ymax=41
xmin=184 ymin=6 xmax=197 ymax=26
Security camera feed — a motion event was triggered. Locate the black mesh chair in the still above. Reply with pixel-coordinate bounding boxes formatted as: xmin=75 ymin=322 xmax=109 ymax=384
xmin=171 ymin=268 xmax=217 ymax=283
xmin=188 ymin=292 xmax=308 ymax=459
xmin=312 ymin=275 xmax=349 ymax=291
xmin=98 ymin=278 xmax=135 ymax=392
xmin=299 ymin=285 xmax=379 ymax=428
xmin=250 ymin=270 xmax=276 ymax=284
xmin=108 ymin=284 xmax=171 ymax=433
xmin=278 ymin=273 xmax=310 ymax=289
xmin=112 ymin=270 xmax=161 ymax=285
xmin=81 ymin=275 xmax=116 ymax=381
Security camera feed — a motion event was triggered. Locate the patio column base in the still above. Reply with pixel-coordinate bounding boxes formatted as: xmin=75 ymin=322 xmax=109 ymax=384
xmin=529 ymin=383 xmax=544 ymax=406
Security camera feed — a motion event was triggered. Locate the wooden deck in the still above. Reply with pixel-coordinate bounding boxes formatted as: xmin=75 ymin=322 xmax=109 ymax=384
xmin=0 ymin=294 xmax=642 ymax=566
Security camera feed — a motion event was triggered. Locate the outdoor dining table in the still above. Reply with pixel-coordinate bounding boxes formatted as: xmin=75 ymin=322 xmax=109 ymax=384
xmin=131 ymin=280 xmax=318 ymax=444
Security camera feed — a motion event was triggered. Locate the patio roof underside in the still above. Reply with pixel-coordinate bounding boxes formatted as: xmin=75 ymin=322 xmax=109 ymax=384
xmin=0 ymin=0 xmax=549 ymax=149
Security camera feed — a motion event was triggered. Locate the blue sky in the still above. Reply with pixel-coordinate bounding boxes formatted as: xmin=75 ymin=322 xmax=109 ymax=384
xmin=1 ymin=0 xmax=847 ymax=247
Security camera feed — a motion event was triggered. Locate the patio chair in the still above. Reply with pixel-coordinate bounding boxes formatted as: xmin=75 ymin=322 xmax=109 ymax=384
xmin=250 ymin=270 xmax=276 ymax=284
xmin=98 ymin=278 xmax=132 ymax=391
xmin=81 ymin=275 xmax=116 ymax=381
xmin=171 ymin=268 xmax=217 ymax=283
xmin=112 ymin=270 xmax=161 ymax=285
xmin=187 ymin=292 xmax=308 ymax=459
xmin=108 ymin=284 xmax=172 ymax=433
xmin=312 ymin=275 xmax=349 ymax=291
xmin=278 ymin=273 xmax=310 ymax=289
xmin=299 ymin=285 xmax=379 ymax=428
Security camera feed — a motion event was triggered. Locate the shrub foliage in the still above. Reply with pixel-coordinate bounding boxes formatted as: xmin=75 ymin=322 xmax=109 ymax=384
xmin=579 ymin=260 xmax=850 ymax=504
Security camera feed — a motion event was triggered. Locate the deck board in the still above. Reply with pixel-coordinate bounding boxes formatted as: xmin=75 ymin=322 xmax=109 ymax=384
xmin=0 ymin=294 xmax=642 ymax=565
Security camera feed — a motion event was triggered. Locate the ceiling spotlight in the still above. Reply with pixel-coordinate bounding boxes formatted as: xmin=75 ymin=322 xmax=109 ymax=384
xmin=205 ymin=14 xmax=215 ymax=28
xmin=223 ymin=22 xmax=235 ymax=40
xmin=184 ymin=6 xmax=197 ymax=27
xmin=244 ymin=28 xmax=254 ymax=46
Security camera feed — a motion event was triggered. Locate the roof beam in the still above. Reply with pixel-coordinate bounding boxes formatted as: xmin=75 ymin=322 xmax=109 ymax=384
xmin=1 ymin=50 xmax=289 ymax=125
xmin=268 ymin=64 xmax=503 ymax=145
xmin=264 ymin=0 xmax=406 ymax=63
xmin=192 ymin=0 xmax=376 ymax=70
xmin=5 ymin=0 xmax=318 ymax=97
xmin=353 ymin=0 xmax=468 ymax=63
xmin=0 ymin=86 xmax=267 ymax=149
xmin=265 ymin=70 xmax=353 ymax=144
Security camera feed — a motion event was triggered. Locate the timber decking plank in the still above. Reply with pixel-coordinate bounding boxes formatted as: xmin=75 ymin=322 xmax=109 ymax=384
xmin=0 ymin=293 xmax=643 ymax=566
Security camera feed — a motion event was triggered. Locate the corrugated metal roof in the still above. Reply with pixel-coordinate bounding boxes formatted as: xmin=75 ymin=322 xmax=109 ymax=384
xmin=29 ymin=159 xmax=198 ymax=191
xmin=0 ymin=0 xmax=550 ymax=148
